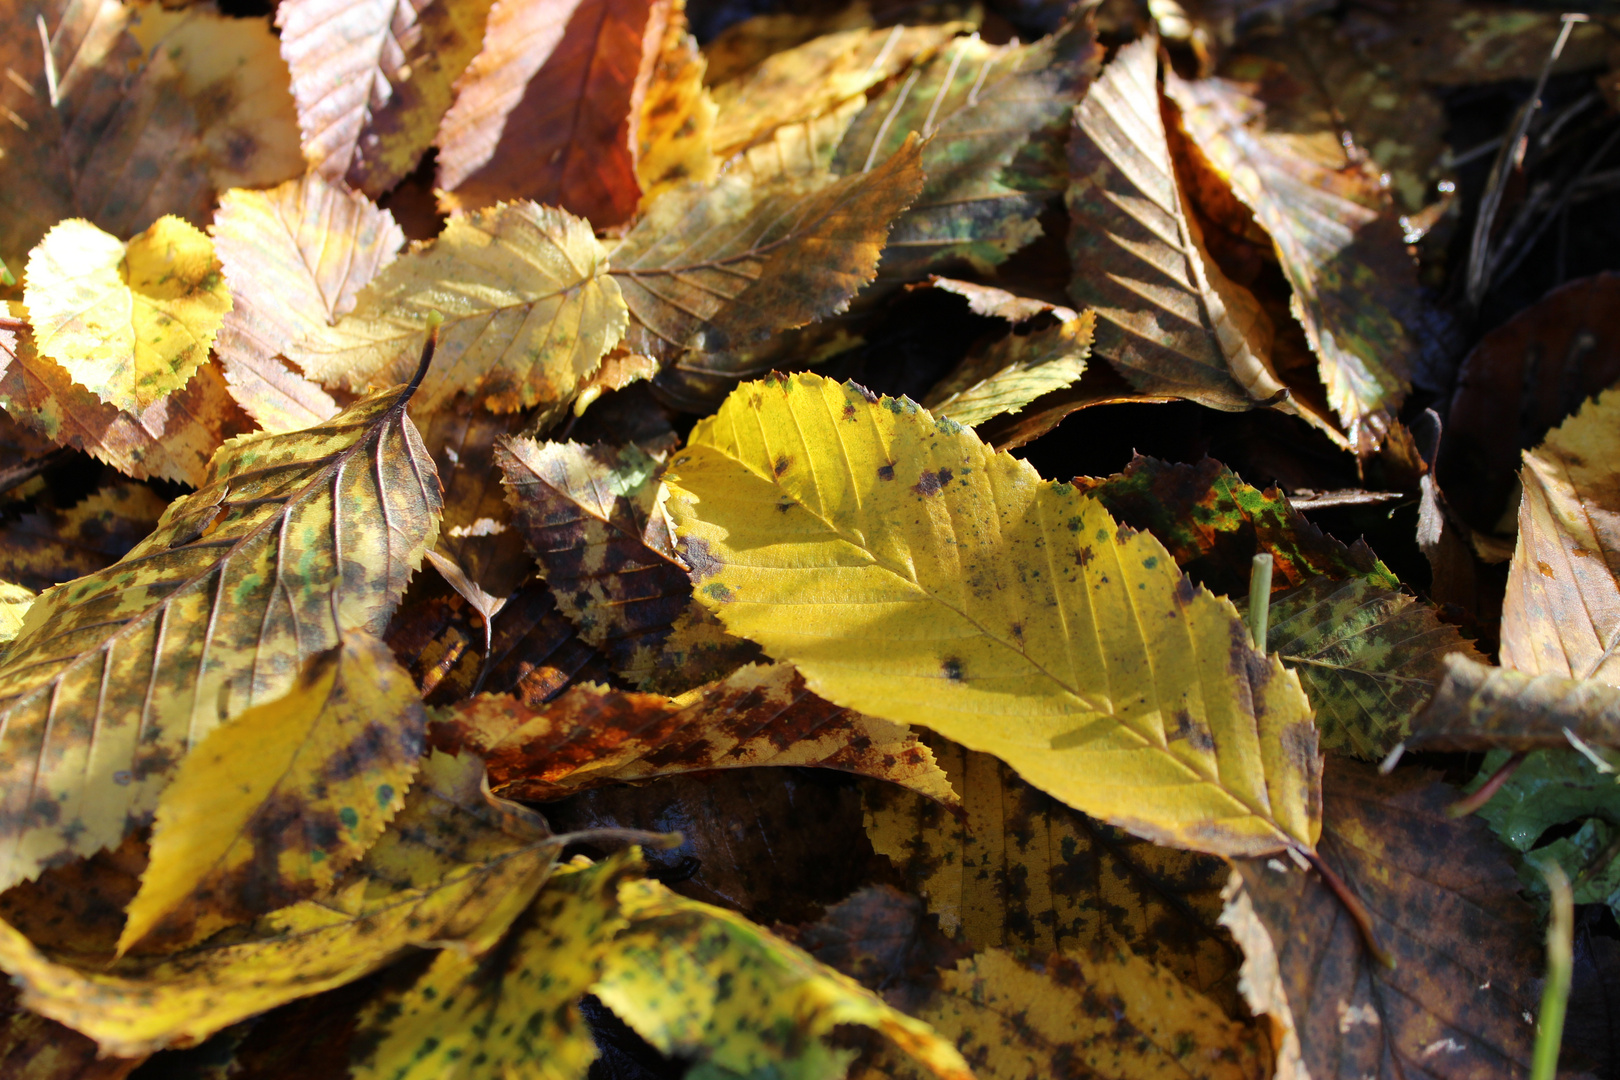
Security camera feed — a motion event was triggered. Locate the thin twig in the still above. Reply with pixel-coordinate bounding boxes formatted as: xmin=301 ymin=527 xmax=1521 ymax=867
xmin=1448 ymin=751 xmax=1529 ymax=818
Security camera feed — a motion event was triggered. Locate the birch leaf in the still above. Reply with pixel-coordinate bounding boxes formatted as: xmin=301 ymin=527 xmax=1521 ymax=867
xmin=24 ymin=217 xmax=231 ymax=414
xmin=923 ymin=310 xmax=1094 ymax=428
xmin=0 ymin=366 xmax=441 ymax=894
xmin=664 ymin=372 xmax=1321 ymax=859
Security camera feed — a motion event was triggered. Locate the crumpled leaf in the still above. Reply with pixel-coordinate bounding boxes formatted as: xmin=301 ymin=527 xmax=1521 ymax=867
xmin=276 ymin=0 xmax=496 ymax=196
xmin=1500 ymin=385 xmax=1620 ymax=684
xmin=0 ymin=483 xmax=167 ymax=593
xmin=1166 ymin=63 xmax=1417 ymax=451
xmin=666 ymin=372 xmax=1322 ymax=859
xmin=634 ymin=2 xmax=718 ymax=203
xmin=1261 ymin=576 xmax=1485 ymax=760
xmin=0 ymin=376 xmax=440 ymax=893
xmin=1223 ymin=760 xmax=1540 ymax=1078
xmin=288 ymin=201 xmax=627 ymax=414
xmin=1410 ymin=656 xmax=1620 ymax=752
xmin=434 ymin=0 xmax=668 ymax=228
xmin=1066 ymin=38 xmax=1285 ymax=413
xmin=922 ymin=310 xmax=1093 ymax=427
xmin=0 ymin=751 xmax=556 ymax=1057
xmin=119 ymin=632 xmax=426 ymax=954
xmin=24 ymin=216 xmax=231 ymax=414
xmin=431 ymin=661 xmax=956 ymax=805
xmin=211 ymin=176 xmax=404 ymax=433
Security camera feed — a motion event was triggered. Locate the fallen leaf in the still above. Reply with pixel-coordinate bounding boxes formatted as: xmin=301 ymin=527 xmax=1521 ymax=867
xmin=666 ymin=372 xmax=1322 ymax=859
xmin=0 ymin=373 xmax=440 ymax=893
xmin=288 ymin=201 xmax=627 ymax=415
xmin=573 ymin=349 xmax=662 ymax=416
xmin=700 ymin=2 xmax=878 ymax=87
xmin=211 ymin=176 xmax=404 ymax=433
xmin=417 ymin=408 xmax=535 ymax=608
xmin=276 ymin=0 xmax=496 ymax=196
xmin=24 ymin=216 xmax=231 ymax=414
xmin=119 ymin=632 xmax=426 ymax=954
xmin=0 ymin=483 xmax=167 ymax=594
xmin=922 ymin=310 xmax=1094 ymax=427
xmin=1411 ymin=656 xmax=1620 ymax=752
xmin=634 ymin=1 xmax=718 ymax=202
xmin=1340 ymin=2 xmax=1619 ymax=86
xmin=924 ymin=276 xmax=1076 ymax=324
xmin=0 ymin=984 xmax=141 ymax=1080
xmin=434 ymin=0 xmax=669 ymax=227
xmin=431 ymin=661 xmax=956 ymax=805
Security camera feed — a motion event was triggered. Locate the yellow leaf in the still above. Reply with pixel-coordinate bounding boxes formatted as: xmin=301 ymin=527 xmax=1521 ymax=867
xmin=0 ymin=483 xmax=169 ymax=594
xmin=664 ymin=372 xmax=1321 ymax=857
xmin=635 ymin=1 xmax=719 ymax=203
xmin=119 ymin=632 xmax=426 ymax=954
xmin=596 ymin=877 xmax=974 ymax=1080
xmin=0 ymin=580 xmax=33 ymax=650
xmin=0 ymin=370 xmax=441 ymax=893
xmin=0 ymin=751 xmax=557 ymax=1057
xmin=1501 ymin=386 xmax=1620 ymax=683
xmin=211 ymin=176 xmax=405 ymax=433
xmin=24 ymin=217 xmax=232 ymax=414
xmin=287 ymin=202 xmax=627 ymax=414
xmin=923 ymin=310 xmax=1094 ymax=428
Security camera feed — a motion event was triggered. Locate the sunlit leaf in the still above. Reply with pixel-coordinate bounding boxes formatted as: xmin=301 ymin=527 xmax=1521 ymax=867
xmin=922 ymin=310 xmax=1093 ymax=428
xmin=665 ymin=372 xmax=1321 ymax=858
xmin=634 ymin=4 xmax=719 ymax=202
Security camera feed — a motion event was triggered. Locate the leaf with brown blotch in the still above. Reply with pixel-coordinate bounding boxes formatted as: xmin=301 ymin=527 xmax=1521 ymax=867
xmin=276 ymin=0 xmax=496 ymax=197
xmin=0 ymin=484 xmax=168 ymax=594
xmin=497 ymin=436 xmax=755 ymax=691
xmin=0 ymin=321 xmax=253 ymax=489
xmin=1065 ymin=38 xmax=1287 ymax=414
xmin=612 ymin=133 xmax=923 ymax=386
xmin=864 ymin=738 xmax=1242 ymax=1012
xmin=118 ymin=632 xmax=426 ymax=955
xmin=0 ymin=367 xmax=441 ymax=895
xmin=1262 ymin=576 xmax=1486 ymax=760
xmin=433 ymin=0 xmax=669 ymax=228
xmin=0 ymin=751 xmax=557 ymax=1058
xmin=834 ymin=20 xmax=1100 ymax=284
xmin=1223 ymin=760 xmax=1540 ymax=1078
xmin=0 ymin=984 xmax=142 ymax=1080
xmin=0 ymin=0 xmax=302 ymax=271
xmin=287 ymin=201 xmax=627 ymax=415
xmin=1165 ymin=65 xmax=1417 ymax=453
xmin=417 ymin=409 xmax=536 ymax=607
xmin=431 ymin=661 xmax=956 ymax=806
xmin=634 ymin=1 xmax=718 ymax=203
xmin=1409 ymin=655 xmax=1620 ymax=753
xmin=922 ymin=311 xmax=1093 ymax=428
xmin=211 ymin=177 xmax=404 ymax=434
xmin=1500 ymin=386 xmax=1620 ymax=684
xmin=1075 ymin=455 xmax=1398 ymax=600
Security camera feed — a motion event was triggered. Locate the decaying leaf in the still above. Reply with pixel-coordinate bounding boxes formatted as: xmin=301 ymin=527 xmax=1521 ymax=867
xmin=1224 ymin=761 xmax=1540 ymax=1078
xmin=24 ymin=216 xmax=231 ymax=414
xmin=119 ymin=632 xmax=426 ymax=954
xmin=0 ymin=372 xmax=440 ymax=893
xmin=276 ymin=0 xmax=496 ymax=196
xmin=1500 ymin=386 xmax=1620 ymax=684
xmin=0 ymin=985 xmax=140 ymax=1080
xmin=666 ymin=372 xmax=1322 ymax=859
xmin=1262 ymin=576 xmax=1485 ymax=760
xmin=416 ymin=409 xmax=535 ymax=612
xmin=923 ymin=310 xmax=1094 ymax=428
xmin=434 ymin=0 xmax=668 ymax=227
xmin=288 ymin=201 xmax=627 ymax=414
xmin=210 ymin=176 xmax=404 ymax=433
xmin=634 ymin=2 xmax=718 ymax=202
xmin=0 ymin=484 xmax=167 ymax=594
xmin=432 ymin=661 xmax=955 ymax=804
xmin=1410 ymin=656 xmax=1620 ymax=752
xmin=1066 ymin=38 xmax=1285 ymax=412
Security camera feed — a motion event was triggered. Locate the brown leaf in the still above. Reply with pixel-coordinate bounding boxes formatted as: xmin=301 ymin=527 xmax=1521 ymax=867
xmin=417 ymin=409 xmax=536 ymax=607
xmin=0 ymin=983 xmax=141 ymax=1080
xmin=0 ymin=484 xmax=167 ymax=594
xmin=1410 ymin=655 xmax=1620 ymax=752
xmin=435 ymin=0 xmax=670 ymax=227
xmin=1225 ymin=760 xmax=1540 ymax=1077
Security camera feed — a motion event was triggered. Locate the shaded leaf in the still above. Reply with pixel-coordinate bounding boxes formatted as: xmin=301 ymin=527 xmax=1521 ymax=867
xmin=0 ymin=984 xmax=141 ymax=1080
xmin=1340 ymin=2 xmax=1619 ymax=87
xmin=276 ymin=0 xmax=496 ymax=196
xmin=210 ymin=176 xmax=404 ymax=433
xmin=1411 ymin=656 xmax=1620 ymax=752
xmin=922 ymin=310 xmax=1093 ymax=428
xmin=289 ymin=201 xmax=627 ymax=414
xmin=0 ymin=751 xmax=556 ymax=1057
xmin=0 ymin=483 xmax=167 ymax=594
xmin=975 ymin=364 xmax=1177 ymax=452
xmin=924 ymin=276 xmax=1074 ymax=324
xmin=1075 ymin=454 xmax=1398 ymax=599
xmin=0 ymin=377 xmax=440 ymax=892
xmin=1065 ymin=38 xmax=1286 ymax=413
xmin=1224 ymin=760 xmax=1540 ymax=1078
xmin=666 ymin=372 xmax=1321 ymax=858
xmin=1471 ymin=747 xmax=1620 ymax=857
xmin=24 ymin=216 xmax=231 ymax=414
xmin=1262 ymin=576 xmax=1485 ymax=760
xmin=119 ymin=632 xmax=425 ymax=954
xmin=634 ymin=4 xmax=719 ymax=203
xmin=432 ymin=661 xmax=956 ymax=804
xmin=434 ymin=0 xmax=668 ymax=227
xmin=1501 ymin=386 xmax=1620 ymax=684
xmin=418 ymin=408 xmax=535 ymax=607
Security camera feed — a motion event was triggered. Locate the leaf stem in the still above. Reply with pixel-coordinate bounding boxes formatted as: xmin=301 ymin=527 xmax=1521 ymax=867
xmin=1304 ymin=847 xmax=1396 ymax=969
xmin=1249 ymin=553 xmax=1273 ymax=650
xmin=1531 ymin=862 xmax=1573 ymax=1080
xmin=402 ymin=311 xmax=443 ymax=401
xmin=1447 ymin=751 xmax=1528 ymax=818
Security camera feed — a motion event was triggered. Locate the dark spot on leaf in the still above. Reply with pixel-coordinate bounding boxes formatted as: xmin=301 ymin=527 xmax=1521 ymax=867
xmin=913 ymin=468 xmax=953 ymax=496
xmin=682 ymin=537 xmax=723 ymax=581
xmin=943 ymin=657 xmax=965 ymax=681
xmin=703 ymin=583 xmax=734 ymax=602
xmin=878 ymin=464 xmax=895 ymax=481
xmin=774 ymin=455 xmax=790 ymax=477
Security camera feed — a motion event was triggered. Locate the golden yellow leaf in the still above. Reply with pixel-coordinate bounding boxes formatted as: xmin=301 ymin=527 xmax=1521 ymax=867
xmin=288 ymin=202 xmax=627 ymax=414
xmin=0 ymin=581 xmax=33 ymax=650
xmin=211 ymin=176 xmax=405 ymax=433
xmin=664 ymin=372 xmax=1321 ymax=858
xmin=0 ymin=367 xmax=441 ymax=893
xmin=922 ymin=310 xmax=1094 ymax=428
xmin=119 ymin=632 xmax=426 ymax=954
xmin=635 ymin=0 xmax=719 ymax=203
xmin=1501 ymin=386 xmax=1620 ymax=683
xmin=276 ymin=0 xmax=497 ymax=196
xmin=595 ymin=877 xmax=974 ymax=1080
xmin=0 ymin=751 xmax=557 ymax=1057
xmin=24 ymin=217 xmax=231 ymax=414
xmin=701 ymin=2 xmax=878 ymax=87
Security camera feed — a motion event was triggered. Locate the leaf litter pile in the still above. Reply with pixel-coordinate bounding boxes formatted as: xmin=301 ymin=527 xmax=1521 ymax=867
xmin=6 ymin=0 xmax=1620 ymax=1075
